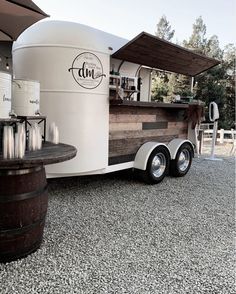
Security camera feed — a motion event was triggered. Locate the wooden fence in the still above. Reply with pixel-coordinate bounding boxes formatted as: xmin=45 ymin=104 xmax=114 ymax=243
xmin=203 ymin=129 xmax=236 ymax=143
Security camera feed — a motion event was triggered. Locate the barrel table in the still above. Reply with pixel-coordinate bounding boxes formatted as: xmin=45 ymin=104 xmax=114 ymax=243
xmin=0 ymin=142 xmax=77 ymax=263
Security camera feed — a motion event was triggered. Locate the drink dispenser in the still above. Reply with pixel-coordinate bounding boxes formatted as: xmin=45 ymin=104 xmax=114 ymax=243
xmin=0 ymin=71 xmax=12 ymax=119
xmin=12 ymin=79 xmax=40 ymax=116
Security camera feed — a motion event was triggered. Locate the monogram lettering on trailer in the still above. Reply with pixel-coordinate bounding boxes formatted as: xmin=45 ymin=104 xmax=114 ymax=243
xmin=68 ymin=52 xmax=106 ymax=89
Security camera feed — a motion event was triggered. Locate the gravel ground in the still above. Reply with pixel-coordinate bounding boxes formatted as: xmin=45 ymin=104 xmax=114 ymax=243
xmin=0 ymin=145 xmax=235 ymax=294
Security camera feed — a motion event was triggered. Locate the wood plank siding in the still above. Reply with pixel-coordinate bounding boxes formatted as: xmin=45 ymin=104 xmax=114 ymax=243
xmin=109 ymin=104 xmax=188 ymax=165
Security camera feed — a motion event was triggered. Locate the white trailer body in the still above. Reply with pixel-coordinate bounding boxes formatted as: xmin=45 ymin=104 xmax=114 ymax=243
xmin=12 ymin=21 xmax=219 ymax=182
xmin=13 ymin=21 xmax=121 ymax=176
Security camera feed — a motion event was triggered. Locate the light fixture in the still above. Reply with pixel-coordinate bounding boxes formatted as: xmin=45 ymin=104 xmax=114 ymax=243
xmin=6 ymin=57 xmax=9 ymax=70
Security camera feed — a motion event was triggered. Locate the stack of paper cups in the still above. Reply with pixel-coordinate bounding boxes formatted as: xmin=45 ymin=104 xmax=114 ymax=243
xmin=49 ymin=122 xmax=59 ymax=144
xmin=14 ymin=123 xmax=26 ymax=158
xmin=3 ymin=126 xmax=14 ymax=159
xmin=28 ymin=123 xmax=42 ymax=151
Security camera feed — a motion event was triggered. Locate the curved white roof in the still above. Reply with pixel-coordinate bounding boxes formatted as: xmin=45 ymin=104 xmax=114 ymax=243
xmin=13 ymin=20 xmax=128 ymax=54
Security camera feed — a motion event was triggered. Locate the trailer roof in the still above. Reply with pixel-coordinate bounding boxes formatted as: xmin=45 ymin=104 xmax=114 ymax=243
xmin=112 ymin=32 xmax=220 ymax=76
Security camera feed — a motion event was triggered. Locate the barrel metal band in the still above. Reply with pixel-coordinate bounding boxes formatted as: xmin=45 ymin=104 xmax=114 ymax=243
xmin=0 ymin=184 xmax=48 ymax=203
xmin=0 ymin=166 xmax=43 ymax=176
xmin=0 ymin=216 xmax=46 ymax=236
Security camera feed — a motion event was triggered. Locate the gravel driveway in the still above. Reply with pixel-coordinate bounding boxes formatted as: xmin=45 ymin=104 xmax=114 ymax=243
xmin=0 ymin=150 xmax=235 ymax=294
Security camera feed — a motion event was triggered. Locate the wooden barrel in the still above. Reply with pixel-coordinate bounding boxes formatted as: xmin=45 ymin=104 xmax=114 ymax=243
xmin=0 ymin=166 xmax=48 ymax=262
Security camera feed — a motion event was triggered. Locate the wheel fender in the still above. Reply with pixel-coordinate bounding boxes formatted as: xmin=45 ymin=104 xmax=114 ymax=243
xmin=167 ymin=139 xmax=194 ymax=160
xmin=134 ymin=142 xmax=170 ymax=171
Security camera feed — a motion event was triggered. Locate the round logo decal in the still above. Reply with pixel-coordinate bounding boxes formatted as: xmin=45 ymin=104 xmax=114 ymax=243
xmin=68 ymin=52 xmax=106 ymax=89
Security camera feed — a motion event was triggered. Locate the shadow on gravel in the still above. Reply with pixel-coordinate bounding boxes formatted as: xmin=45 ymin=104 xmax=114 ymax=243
xmin=47 ymin=168 xmax=141 ymax=193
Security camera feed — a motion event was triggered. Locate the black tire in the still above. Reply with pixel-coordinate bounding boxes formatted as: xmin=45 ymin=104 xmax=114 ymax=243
xmin=170 ymin=143 xmax=193 ymax=177
xmin=139 ymin=146 xmax=170 ymax=184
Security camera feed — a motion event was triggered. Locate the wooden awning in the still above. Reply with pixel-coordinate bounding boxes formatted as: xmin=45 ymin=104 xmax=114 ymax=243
xmin=112 ymin=32 xmax=220 ymax=76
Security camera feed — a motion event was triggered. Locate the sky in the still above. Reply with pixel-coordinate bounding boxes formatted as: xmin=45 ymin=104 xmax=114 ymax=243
xmin=34 ymin=0 xmax=235 ymax=48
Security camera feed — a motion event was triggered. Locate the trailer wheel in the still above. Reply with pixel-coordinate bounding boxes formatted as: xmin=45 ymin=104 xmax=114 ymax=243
xmin=140 ymin=146 xmax=170 ymax=184
xmin=170 ymin=143 xmax=193 ymax=177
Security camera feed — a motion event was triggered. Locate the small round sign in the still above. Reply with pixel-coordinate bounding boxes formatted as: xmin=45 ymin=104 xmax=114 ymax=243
xmin=68 ymin=52 xmax=106 ymax=89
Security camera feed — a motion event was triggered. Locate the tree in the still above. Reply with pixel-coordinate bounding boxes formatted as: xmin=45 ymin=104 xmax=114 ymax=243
xmin=155 ymin=15 xmax=175 ymax=41
xmin=223 ymin=43 xmax=236 ymax=73
xmin=174 ymin=74 xmax=192 ymax=97
xmin=183 ymin=17 xmax=234 ymax=128
xmin=221 ymin=44 xmax=236 ymax=128
xmin=206 ymin=35 xmax=223 ymax=59
xmin=152 ymin=15 xmax=235 ymax=129
xmin=151 ymin=70 xmax=170 ymax=102
xmin=183 ymin=16 xmax=207 ymax=54
xmin=151 ymin=16 xmax=175 ymax=102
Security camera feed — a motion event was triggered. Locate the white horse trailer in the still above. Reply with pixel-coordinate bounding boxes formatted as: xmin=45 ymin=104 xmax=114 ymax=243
xmin=12 ymin=21 xmax=219 ymax=183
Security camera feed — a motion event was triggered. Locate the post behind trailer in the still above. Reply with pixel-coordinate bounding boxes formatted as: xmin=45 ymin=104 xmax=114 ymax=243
xmin=12 ymin=21 xmax=220 ymax=184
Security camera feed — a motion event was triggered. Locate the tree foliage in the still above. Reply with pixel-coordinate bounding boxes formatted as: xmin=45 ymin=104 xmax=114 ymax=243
xmin=155 ymin=15 xmax=175 ymax=41
xmin=152 ymin=16 xmax=235 ymax=129
xmin=183 ymin=16 xmax=207 ymax=53
xmin=151 ymin=71 xmax=170 ymax=102
xmin=152 ymin=15 xmax=175 ymax=102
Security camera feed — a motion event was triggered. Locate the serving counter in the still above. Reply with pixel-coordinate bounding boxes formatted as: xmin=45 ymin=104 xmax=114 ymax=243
xmin=109 ymin=100 xmax=189 ymax=109
xmin=109 ymin=100 xmax=203 ymax=165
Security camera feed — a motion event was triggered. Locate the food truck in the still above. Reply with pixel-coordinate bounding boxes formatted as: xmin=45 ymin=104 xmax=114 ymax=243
xmin=12 ymin=21 xmax=219 ymax=183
